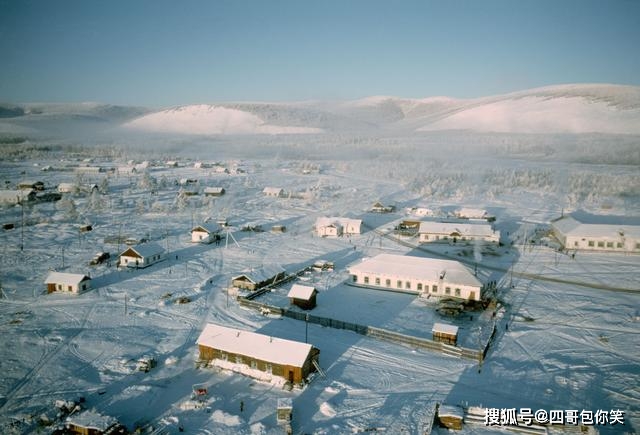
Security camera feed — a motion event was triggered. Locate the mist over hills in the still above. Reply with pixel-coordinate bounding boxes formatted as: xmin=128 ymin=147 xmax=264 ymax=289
xmin=1 ymin=84 xmax=639 ymax=139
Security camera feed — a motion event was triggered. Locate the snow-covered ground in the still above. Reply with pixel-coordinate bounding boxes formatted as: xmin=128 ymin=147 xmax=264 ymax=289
xmin=0 ymin=139 xmax=638 ymax=435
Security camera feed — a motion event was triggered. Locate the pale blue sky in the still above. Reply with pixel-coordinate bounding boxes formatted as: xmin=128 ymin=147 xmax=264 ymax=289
xmin=1 ymin=0 xmax=639 ymax=107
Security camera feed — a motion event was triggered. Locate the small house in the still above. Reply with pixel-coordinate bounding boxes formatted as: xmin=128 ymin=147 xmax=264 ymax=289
xmin=437 ymin=405 xmax=464 ymax=430
xmin=277 ymin=398 xmax=293 ymax=424
xmin=179 ymin=178 xmax=198 ymax=186
xmin=45 ymin=272 xmax=91 ymax=294
xmin=0 ymin=189 xmax=36 ymax=205
xmin=204 ymin=186 xmax=226 ymax=197
xmin=370 ymin=202 xmax=395 ymax=213
xmin=271 ymin=225 xmax=286 ymax=233
xmin=165 ymin=160 xmax=178 ymax=167
xmin=315 ymin=217 xmax=362 ymax=237
xmin=65 ymin=410 xmax=123 ymax=435
xmin=263 ymin=187 xmax=284 ymax=198
xmin=453 ymin=207 xmax=494 ymax=221
xmin=231 ymin=265 xmax=286 ymax=291
xmin=118 ymin=242 xmax=165 ymax=268
xmin=18 ymin=180 xmax=45 ymax=191
xmin=191 ymin=223 xmax=222 ymax=244
xmin=432 ymin=323 xmax=459 ymax=345
xmin=287 ymin=284 xmax=318 ymax=310
xmin=196 ymin=323 xmax=320 ymax=384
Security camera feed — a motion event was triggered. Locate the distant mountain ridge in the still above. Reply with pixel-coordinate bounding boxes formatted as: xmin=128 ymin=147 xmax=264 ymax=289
xmin=2 ymin=84 xmax=639 ymax=137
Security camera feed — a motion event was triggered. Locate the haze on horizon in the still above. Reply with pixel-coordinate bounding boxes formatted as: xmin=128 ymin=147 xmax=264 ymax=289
xmin=1 ymin=0 xmax=640 ymax=108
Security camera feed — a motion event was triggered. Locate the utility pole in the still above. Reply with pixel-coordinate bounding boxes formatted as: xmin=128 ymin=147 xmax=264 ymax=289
xmin=19 ymin=197 xmax=24 ymax=252
xmin=305 ymin=314 xmax=309 ymax=343
xmin=61 ymin=246 xmax=65 ymax=268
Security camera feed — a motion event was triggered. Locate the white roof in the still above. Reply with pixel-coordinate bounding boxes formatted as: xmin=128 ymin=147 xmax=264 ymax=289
xmin=263 ymin=187 xmax=283 ymax=194
xmin=418 ymin=221 xmax=495 ymax=237
xmin=232 ymin=264 xmax=285 ymax=284
xmin=0 ymin=189 xmax=33 ymax=202
xmin=192 ymin=223 xmax=221 ymax=234
xmin=552 ymin=216 xmax=640 ymax=239
xmin=438 ymin=405 xmax=463 ymax=418
xmin=288 ymin=284 xmax=317 ymax=300
xmin=197 ymin=323 xmax=313 ymax=367
xmin=277 ymin=397 xmax=293 ymax=409
xmin=432 ymin=323 xmax=459 ymax=336
xmin=348 ymin=254 xmax=482 ymax=288
xmin=204 ymin=186 xmax=225 ymax=193
xmin=315 ymin=217 xmax=362 ymax=228
xmin=45 ymin=271 xmax=90 ymax=286
xmin=455 ymin=208 xmax=487 ymax=218
xmin=67 ymin=410 xmax=117 ymax=431
xmin=122 ymin=242 xmax=165 ymax=258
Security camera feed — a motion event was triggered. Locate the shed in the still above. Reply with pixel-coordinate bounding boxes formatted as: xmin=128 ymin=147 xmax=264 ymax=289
xmin=65 ymin=410 xmax=122 ymax=435
xmin=263 ymin=187 xmax=284 ymax=197
xmin=437 ymin=404 xmax=464 ymax=430
xmin=45 ymin=272 xmax=91 ymax=294
xmin=197 ymin=323 xmax=320 ymax=384
xmin=287 ymin=284 xmax=318 ymax=310
xmin=18 ymin=180 xmax=45 ymax=191
xmin=118 ymin=242 xmax=165 ymax=268
xmin=370 ymin=202 xmax=395 ymax=213
xmin=432 ymin=323 xmax=459 ymax=345
xmin=204 ymin=187 xmax=226 ymax=197
xmin=191 ymin=223 xmax=222 ymax=244
xmin=0 ymin=189 xmax=36 ymax=205
xmin=277 ymin=398 xmax=293 ymax=424
xmin=231 ymin=265 xmax=286 ymax=291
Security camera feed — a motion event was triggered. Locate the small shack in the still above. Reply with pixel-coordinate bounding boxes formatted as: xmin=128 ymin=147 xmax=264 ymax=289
xmin=204 ymin=187 xmax=226 ymax=197
xmin=118 ymin=242 xmax=165 ymax=269
xmin=263 ymin=187 xmax=284 ymax=198
xmin=287 ymin=284 xmax=318 ymax=310
xmin=196 ymin=323 xmax=320 ymax=384
xmin=191 ymin=223 xmax=222 ymax=244
xmin=45 ymin=272 xmax=91 ymax=294
xmin=65 ymin=410 xmax=123 ymax=435
xmin=432 ymin=323 xmax=459 ymax=345
xmin=437 ymin=404 xmax=464 ymax=430
xmin=277 ymin=398 xmax=293 ymax=424
xmin=231 ymin=265 xmax=286 ymax=291
xmin=370 ymin=201 xmax=395 ymax=213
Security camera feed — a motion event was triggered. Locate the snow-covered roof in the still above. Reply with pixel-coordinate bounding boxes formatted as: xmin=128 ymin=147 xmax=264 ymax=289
xmin=204 ymin=186 xmax=225 ymax=193
xmin=552 ymin=216 xmax=640 ymax=239
xmin=288 ymin=284 xmax=317 ymax=300
xmin=454 ymin=208 xmax=488 ymax=218
xmin=432 ymin=323 xmax=459 ymax=336
xmin=45 ymin=271 xmax=90 ymax=286
xmin=348 ymin=254 xmax=482 ymax=288
xmin=121 ymin=242 xmax=165 ymax=258
xmin=277 ymin=397 xmax=293 ymax=409
xmin=192 ymin=223 xmax=221 ymax=234
xmin=232 ymin=264 xmax=285 ymax=284
xmin=197 ymin=323 xmax=314 ymax=367
xmin=438 ymin=405 xmax=463 ymax=418
xmin=0 ymin=189 xmax=34 ymax=202
xmin=315 ymin=217 xmax=361 ymax=228
xmin=418 ymin=221 xmax=495 ymax=237
xmin=263 ymin=187 xmax=283 ymax=194
xmin=66 ymin=410 xmax=117 ymax=431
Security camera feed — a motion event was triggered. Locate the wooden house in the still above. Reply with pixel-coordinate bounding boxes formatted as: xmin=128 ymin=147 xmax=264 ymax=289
xmin=118 ymin=242 xmax=165 ymax=268
xmin=197 ymin=323 xmax=320 ymax=384
xmin=277 ymin=398 xmax=293 ymax=424
xmin=432 ymin=323 xmax=459 ymax=345
xmin=551 ymin=215 xmax=640 ymax=253
xmin=191 ymin=223 xmax=222 ymax=244
xmin=263 ymin=187 xmax=284 ymax=198
xmin=65 ymin=410 xmax=122 ymax=435
xmin=204 ymin=186 xmax=226 ymax=197
xmin=231 ymin=265 xmax=286 ymax=291
xmin=348 ymin=253 xmax=483 ymax=302
xmin=418 ymin=221 xmax=500 ymax=244
xmin=45 ymin=272 xmax=91 ymax=294
xmin=437 ymin=404 xmax=464 ymax=430
xmin=287 ymin=284 xmax=318 ymax=310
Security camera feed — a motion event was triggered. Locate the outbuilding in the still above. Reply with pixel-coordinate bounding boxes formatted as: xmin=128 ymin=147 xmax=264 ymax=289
xmin=231 ymin=265 xmax=286 ymax=291
xmin=204 ymin=186 xmax=226 ymax=197
xmin=65 ymin=410 xmax=123 ymax=435
xmin=348 ymin=253 xmax=482 ymax=301
xmin=263 ymin=187 xmax=284 ymax=198
xmin=432 ymin=323 xmax=459 ymax=345
xmin=287 ymin=284 xmax=318 ymax=310
xmin=118 ymin=242 xmax=165 ymax=268
xmin=196 ymin=323 xmax=320 ymax=384
xmin=45 ymin=272 xmax=91 ymax=294
xmin=370 ymin=201 xmax=395 ymax=213
xmin=0 ymin=189 xmax=36 ymax=205
xmin=191 ymin=223 xmax=222 ymax=244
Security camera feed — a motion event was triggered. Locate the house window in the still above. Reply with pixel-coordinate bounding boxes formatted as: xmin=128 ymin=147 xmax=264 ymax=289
xmin=352 ymin=275 xmax=357 ymax=283
xmin=445 ymin=287 xmax=451 ymax=295
xmin=364 ymin=276 xmax=369 ymax=284
xmin=385 ymin=279 xmax=391 ymax=287
xmin=265 ymin=363 xmax=272 ymax=374
xmin=221 ymin=353 xmax=228 ymax=361
xmin=455 ymin=288 xmax=461 ymax=297
xmin=417 ymin=283 xmax=423 ymax=291
xmin=588 ymin=241 xmax=594 ymax=247
xmin=251 ymin=360 xmax=257 ymax=369
xmin=57 ymin=284 xmax=62 ymax=290
xmin=597 ymin=241 xmax=604 ymax=248
xmin=435 ymin=235 xmax=439 ymax=240
xmin=606 ymin=242 xmax=613 ymax=248
xmin=636 ymin=243 xmax=640 ymax=249
xmin=443 ymin=236 xmax=448 ymax=240
xmin=405 ymin=281 xmax=411 ymax=289
xmin=236 ymin=355 xmax=242 ymax=364
xmin=574 ymin=241 xmax=578 ymax=247
xmin=68 ymin=286 xmax=72 ymax=291
xmin=375 ymin=277 xmax=380 ymax=285
xmin=397 ymin=280 xmax=402 ymax=289
xmin=424 ymin=235 xmax=429 ymax=240
xmin=432 ymin=285 xmax=438 ymax=293
xmin=617 ymin=242 xmax=623 ymax=248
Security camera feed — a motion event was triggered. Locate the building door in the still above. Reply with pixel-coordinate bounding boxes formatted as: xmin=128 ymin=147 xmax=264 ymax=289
xmin=288 ymin=370 xmax=294 ymax=383
xmin=469 ymin=291 xmax=475 ymax=301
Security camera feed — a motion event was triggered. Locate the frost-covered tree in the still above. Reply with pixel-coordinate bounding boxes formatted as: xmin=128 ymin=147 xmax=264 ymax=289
xmin=57 ymin=197 xmax=78 ymax=221
xmin=99 ymin=176 xmax=109 ymax=194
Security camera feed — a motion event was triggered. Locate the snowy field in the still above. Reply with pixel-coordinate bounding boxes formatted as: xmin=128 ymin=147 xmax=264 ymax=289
xmin=0 ymin=138 xmax=639 ymax=435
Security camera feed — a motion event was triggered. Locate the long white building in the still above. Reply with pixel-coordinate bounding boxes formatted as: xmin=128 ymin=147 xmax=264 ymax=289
xmin=551 ymin=216 xmax=640 ymax=253
xmin=418 ymin=221 xmax=499 ymax=244
xmin=348 ymin=253 xmax=483 ymax=302
xmin=315 ymin=217 xmax=362 ymax=237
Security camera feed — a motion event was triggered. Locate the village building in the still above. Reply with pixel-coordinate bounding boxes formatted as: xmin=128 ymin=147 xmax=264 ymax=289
xmin=203 ymin=186 xmax=225 ymax=197
xmin=315 ymin=217 xmax=362 ymax=237
xmin=263 ymin=187 xmax=284 ymax=198
xmin=65 ymin=410 xmax=123 ymax=435
xmin=437 ymin=405 xmax=464 ymax=430
xmin=418 ymin=221 xmax=500 ymax=244
xmin=118 ymin=242 xmax=165 ymax=268
xmin=277 ymin=398 xmax=293 ymax=425
xmin=45 ymin=271 xmax=91 ymax=294
xmin=452 ymin=207 xmax=494 ymax=221
xmin=57 ymin=183 xmax=98 ymax=194
xmin=165 ymin=160 xmax=178 ymax=167
xmin=0 ymin=189 xmax=36 ymax=205
xmin=179 ymin=178 xmax=198 ymax=186
xmin=348 ymin=253 xmax=483 ymax=301
xmin=191 ymin=223 xmax=222 ymax=244
xmin=432 ymin=323 xmax=459 ymax=345
xmin=231 ymin=265 xmax=286 ymax=291
xmin=17 ymin=180 xmax=45 ymax=191
xmin=287 ymin=284 xmax=318 ymax=310
xmin=551 ymin=215 xmax=640 ymax=253
xmin=408 ymin=207 xmax=435 ymax=217
xmin=370 ymin=201 xmax=395 ymax=213
xmin=196 ymin=323 xmax=320 ymax=384
xmin=75 ymin=166 xmax=105 ymax=174
xmin=116 ymin=166 xmax=136 ymax=175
